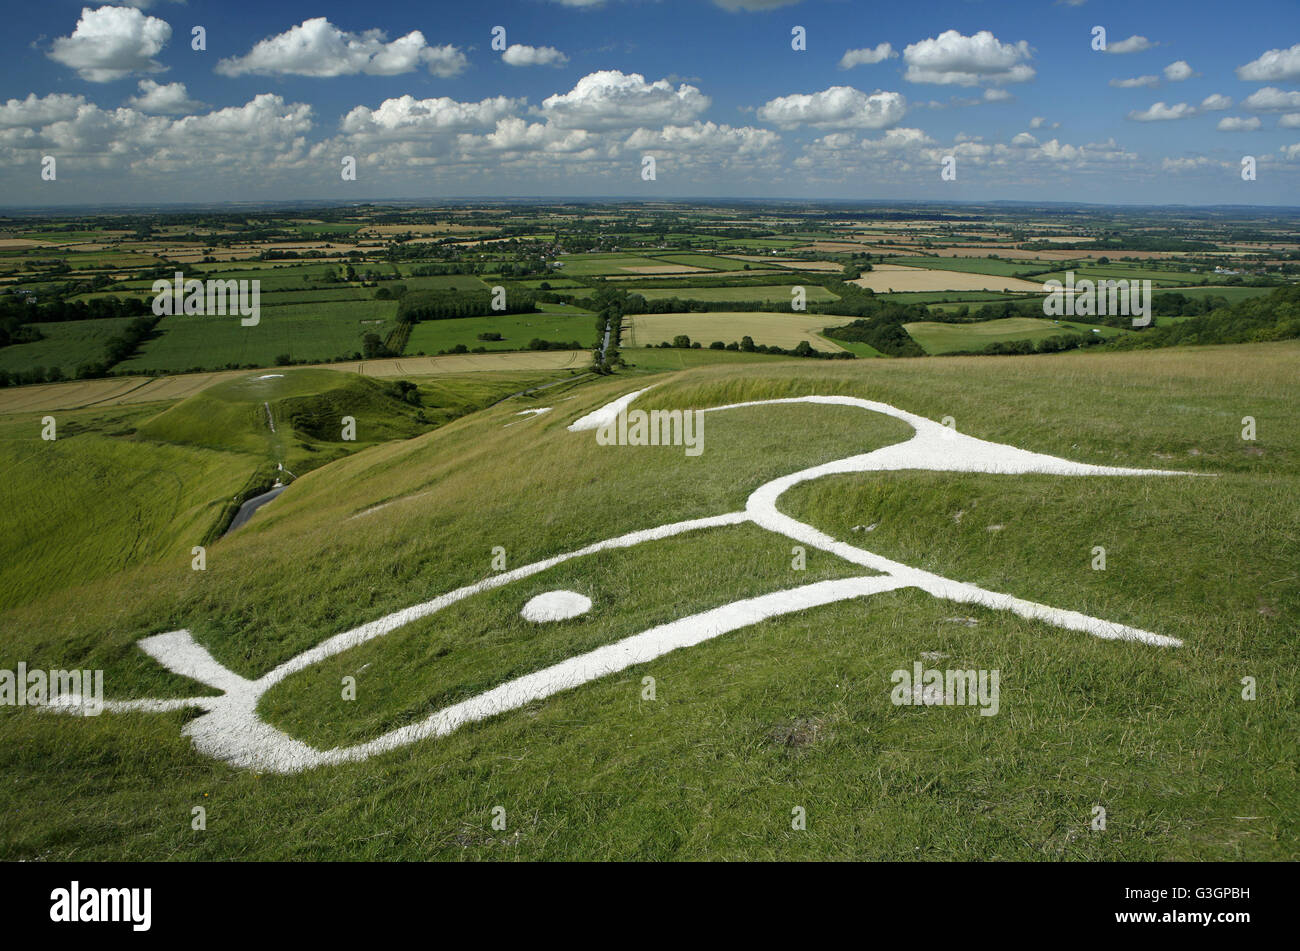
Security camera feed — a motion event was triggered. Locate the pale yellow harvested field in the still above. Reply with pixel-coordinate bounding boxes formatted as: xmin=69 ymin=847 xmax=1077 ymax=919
xmin=622 ymin=311 xmax=845 ymax=353
xmin=0 ymin=239 xmax=54 ymax=249
xmin=0 ymin=352 xmax=585 ymax=415
xmin=851 ymin=265 xmax=1045 ymax=293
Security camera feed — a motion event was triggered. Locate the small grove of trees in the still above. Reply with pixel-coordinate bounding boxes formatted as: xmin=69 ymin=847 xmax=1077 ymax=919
xmin=396 ymin=288 xmax=537 ymax=322
xmin=655 ymin=333 xmax=855 ymax=360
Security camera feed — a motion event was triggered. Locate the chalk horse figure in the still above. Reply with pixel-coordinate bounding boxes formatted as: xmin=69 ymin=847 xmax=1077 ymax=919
xmin=48 ymin=390 xmax=1191 ymax=774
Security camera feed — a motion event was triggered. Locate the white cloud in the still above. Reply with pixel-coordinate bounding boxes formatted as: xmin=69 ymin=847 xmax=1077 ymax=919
xmin=624 ymin=121 xmax=780 ymax=156
xmin=127 ymin=80 xmax=202 ymax=114
xmin=0 ymin=93 xmax=87 ymax=129
xmin=502 ymin=44 xmax=569 ymax=67
xmin=1237 ymin=43 xmax=1300 ymax=82
xmin=339 ymin=95 xmax=524 ymax=140
xmin=1029 ymin=116 xmax=1060 ymax=129
xmin=1282 ymin=143 xmax=1300 ymax=161
xmin=457 ymin=118 xmax=596 ymax=156
xmin=1011 ymin=131 xmax=1038 ymax=147
xmin=983 ymin=88 xmax=1013 ymax=102
xmin=1217 ymin=116 xmax=1261 ymax=132
xmin=1110 ymin=75 xmax=1160 ymax=88
xmin=48 ymin=5 xmax=171 ymax=82
xmin=839 ymin=43 xmax=896 ymax=69
xmin=1242 ymin=87 xmax=1300 ymax=113
xmin=215 ymin=18 xmax=466 ymax=78
xmin=1105 ymin=35 xmax=1153 ymax=55
xmin=0 ymin=94 xmax=314 ymax=175
xmin=757 ymin=85 xmax=906 ymax=129
xmin=541 ymin=71 xmax=709 ymax=129
xmin=1279 ymin=113 xmax=1300 ymax=129
xmin=1200 ymin=94 xmax=1233 ymax=111
xmin=1163 ymin=60 xmax=1194 ymax=82
xmin=1161 ymin=156 xmax=1228 ymax=173
xmin=902 ymin=30 xmax=1035 ymax=86
xmin=1127 ymin=102 xmax=1196 ymax=122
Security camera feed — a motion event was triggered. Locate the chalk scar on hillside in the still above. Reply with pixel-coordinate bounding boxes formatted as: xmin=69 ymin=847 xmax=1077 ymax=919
xmin=44 ymin=388 xmax=1199 ymax=774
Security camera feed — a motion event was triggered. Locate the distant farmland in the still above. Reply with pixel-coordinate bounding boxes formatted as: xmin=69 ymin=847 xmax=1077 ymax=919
xmin=627 ymin=284 xmax=839 ymax=303
xmin=117 ymin=300 xmax=399 ymax=372
xmin=623 ymin=311 xmax=846 ymax=352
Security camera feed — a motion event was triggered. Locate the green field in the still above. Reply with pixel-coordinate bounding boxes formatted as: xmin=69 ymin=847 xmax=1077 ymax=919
xmin=628 ymin=284 xmax=838 ymax=303
xmin=650 ymin=253 xmax=765 ymax=271
xmin=116 ymin=300 xmax=399 ymax=372
xmin=0 ymin=342 xmax=1294 ymax=860
xmin=400 ymin=275 xmax=490 ymax=292
xmin=556 ymin=253 xmax=686 ymax=276
xmin=406 ymin=311 xmax=595 ymax=354
xmin=903 ymin=317 xmax=1125 ymax=354
xmin=0 ymin=317 xmax=137 ymax=376
xmin=886 ymin=257 xmax=1059 ymax=277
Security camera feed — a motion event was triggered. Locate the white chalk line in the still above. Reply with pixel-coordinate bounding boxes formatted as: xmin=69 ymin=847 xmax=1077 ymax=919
xmin=46 ymin=390 xmax=1196 ymax=772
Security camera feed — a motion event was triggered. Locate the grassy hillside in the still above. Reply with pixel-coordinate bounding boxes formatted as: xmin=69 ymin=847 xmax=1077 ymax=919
xmin=0 ymin=342 xmax=1295 ymax=860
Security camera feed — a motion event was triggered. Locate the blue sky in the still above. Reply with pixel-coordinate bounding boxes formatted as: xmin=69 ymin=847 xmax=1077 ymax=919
xmin=2 ymin=0 xmax=1299 ymax=206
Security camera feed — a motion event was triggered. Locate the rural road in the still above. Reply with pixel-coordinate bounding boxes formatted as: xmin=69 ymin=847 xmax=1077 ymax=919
xmin=222 ymin=485 xmax=285 ymax=537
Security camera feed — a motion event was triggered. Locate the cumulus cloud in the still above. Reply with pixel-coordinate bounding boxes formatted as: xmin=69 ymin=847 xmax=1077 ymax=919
xmin=127 ymin=80 xmax=202 ymax=114
xmin=1242 ymin=87 xmax=1300 ymax=112
xmin=1162 ymin=155 xmax=1229 ymax=173
xmin=1237 ymin=43 xmax=1300 ymax=82
xmin=0 ymin=93 xmax=313 ymax=175
xmin=502 ymin=44 xmax=569 ymax=67
xmin=1200 ymin=94 xmax=1233 ymax=111
xmin=1217 ymin=116 xmax=1261 ymax=132
xmin=338 ymin=95 xmax=524 ymax=140
xmin=839 ymin=43 xmax=896 ymax=69
xmin=624 ymin=121 xmax=780 ymax=157
xmin=757 ymin=86 xmax=906 ymax=129
xmin=541 ymin=71 xmax=709 ymax=129
xmin=48 ymin=5 xmax=171 ymax=82
xmin=1105 ymin=35 xmax=1154 ymax=55
xmin=902 ymin=30 xmax=1035 ymax=85
xmin=1029 ymin=116 xmax=1060 ymax=129
xmin=0 ymin=93 xmax=87 ymax=129
xmin=1127 ymin=101 xmax=1196 ymax=122
xmin=215 ymin=18 xmax=466 ymax=78
xmin=1110 ymin=75 xmax=1159 ymax=88
xmin=1011 ymin=131 xmax=1038 ymax=147
xmin=1279 ymin=113 xmax=1300 ymax=128
xmin=1163 ymin=60 xmax=1194 ymax=82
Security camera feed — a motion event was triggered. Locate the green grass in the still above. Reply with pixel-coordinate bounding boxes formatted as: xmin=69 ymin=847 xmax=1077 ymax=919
xmin=649 ymin=253 xmax=768 ymax=271
xmin=886 ymin=257 xmax=1057 ymax=277
xmin=555 ymin=254 xmax=679 ymax=276
xmin=0 ymin=317 xmax=137 ymax=375
xmin=0 ymin=336 xmax=1295 ymax=861
xmin=1167 ymin=286 xmax=1280 ymax=302
xmin=628 ymin=285 xmax=838 ymax=303
xmin=117 ymin=300 xmax=399 ymax=372
xmin=903 ymin=317 xmax=1124 ymax=354
xmin=406 ymin=312 xmax=595 ymax=354
xmin=400 ymin=275 xmax=489 ymax=292
xmin=1035 ymin=266 xmax=1205 ymax=288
